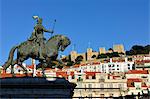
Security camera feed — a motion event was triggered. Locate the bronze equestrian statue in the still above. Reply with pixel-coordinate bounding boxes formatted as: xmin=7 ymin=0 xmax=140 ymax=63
xmin=3 ymin=16 xmax=71 ymax=76
xmin=29 ymin=16 xmax=53 ymax=60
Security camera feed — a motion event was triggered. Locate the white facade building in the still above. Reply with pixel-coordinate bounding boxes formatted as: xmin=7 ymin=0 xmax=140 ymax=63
xmin=79 ymin=58 xmax=134 ymax=73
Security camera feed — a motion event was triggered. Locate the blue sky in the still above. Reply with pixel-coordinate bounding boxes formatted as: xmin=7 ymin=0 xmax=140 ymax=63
xmin=0 ymin=0 xmax=149 ymax=65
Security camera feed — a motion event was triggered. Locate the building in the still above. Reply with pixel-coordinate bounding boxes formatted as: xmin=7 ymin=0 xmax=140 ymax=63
xmin=113 ymin=44 xmax=125 ymax=53
xmin=134 ymin=55 xmax=150 ymax=70
xmin=74 ymin=58 xmax=134 ymax=73
xmin=99 ymin=47 xmax=106 ymax=54
xmin=70 ymin=44 xmax=126 ymax=62
xmin=70 ymin=50 xmax=86 ymax=62
xmin=126 ymin=70 xmax=150 ymax=95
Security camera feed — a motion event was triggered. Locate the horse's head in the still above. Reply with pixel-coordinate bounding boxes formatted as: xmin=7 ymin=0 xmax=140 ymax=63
xmin=47 ymin=35 xmax=71 ymax=52
xmin=59 ymin=35 xmax=71 ymax=51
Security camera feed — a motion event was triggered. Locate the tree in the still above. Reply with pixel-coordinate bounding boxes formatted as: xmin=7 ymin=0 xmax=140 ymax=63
xmin=126 ymin=45 xmax=150 ymax=55
xmin=75 ymin=55 xmax=83 ymax=64
xmin=111 ymin=52 xmax=120 ymax=57
xmin=108 ymin=48 xmax=113 ymax=51
xmin=91 ymin=55 xmax=96 ymax=58
xmin=62 ymin=57 xmax=68 ymax=62
xmin=66 ymin=61 xmax=74 ymax=66
xmin=97 ymin=54 xmax=107 ymax=59
xmin=144 ymin=45 xmax=150 ymax=54
xmin=106 ymin=52 xmax=119 ymax=58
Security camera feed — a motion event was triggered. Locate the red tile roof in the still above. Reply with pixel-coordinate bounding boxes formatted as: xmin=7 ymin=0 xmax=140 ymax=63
xmin=127 ymin=78 xmax=142 ymax=87
xmin=113 ymin=76 xmax=121 ymax=79
xmin=128 ymin=78 xmax=142 ymax=82
xmin=1 ymin=73 xmax=33 ymax=78
xmin=135 ymin=60 xmax=150 ymax=64
xmin=126 ymin=70 xmax=149 ymax=74
xmin=85 ymin=72 xmax=101 ymax=76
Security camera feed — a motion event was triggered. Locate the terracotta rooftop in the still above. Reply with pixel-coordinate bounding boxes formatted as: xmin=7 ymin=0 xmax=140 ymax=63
xmin=85 ymin=72 xmax=101 ymax=76
xmin=126 ymin=70 xmax=149 ymax=74
xmin=135 ymin=60 xmax=150 ymax=64
xmin=1 ymin=73 xmax=34 ymax=78
xmin=127 ymin=78 xmax=147 ymax=88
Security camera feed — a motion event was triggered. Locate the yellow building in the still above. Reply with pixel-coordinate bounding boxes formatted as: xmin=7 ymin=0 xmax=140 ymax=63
xmin=113 ymin=44 xmax=125 ymax=53
xmin=87 ymin=48 xmax=99 ymax=61
xmin=99 ymin=47 xmax=106 ymax=54
xmin=70 ymin=50 xmax=86 ymax=62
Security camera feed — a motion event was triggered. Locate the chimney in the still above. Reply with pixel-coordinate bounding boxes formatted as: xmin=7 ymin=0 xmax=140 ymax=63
xmin=110 ymin=58 xmax=112 ymax=63
xmin=125 ymin=57 xmax=128 ymax=62
xmin=31 ymin=58 xmax=36 ymax=77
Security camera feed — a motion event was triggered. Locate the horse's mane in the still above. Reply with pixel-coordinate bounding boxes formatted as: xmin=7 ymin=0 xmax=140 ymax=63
xmin=47 ymin=34 xmax=63 ymax=42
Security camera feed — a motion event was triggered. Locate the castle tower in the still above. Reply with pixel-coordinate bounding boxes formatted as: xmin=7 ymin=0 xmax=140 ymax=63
xmin=99 ymin=47 xmax=106 ymax=54
xmin=113 ymin=44 xmax=125 ymax=53
xmin=70 ymin=51 xmax=77 ymax=62
xmin=87 ymin=48 xmax=93 ymax=61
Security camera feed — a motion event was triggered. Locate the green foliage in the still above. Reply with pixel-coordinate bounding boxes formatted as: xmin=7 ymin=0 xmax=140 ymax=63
xmin=66 ymin=61 xmax=74 ymax=66
xmin=91 ymin=55 xmax=97 ymax=58
xmin=97 ymin=54 xmax=107 ymax=59
xmin=75 ymin=55 xmax=83 ymax=64
xmin=61 ymin=55 xmax=71 ymax=62
xmin=108 ymin=48 xmax=113 ymax=51
xmin=97 ymin=52 xmax=119 ymax=59
xmin=126 ymin=45 xmax=150 ymax=55
xmin=106 ymin=52 xmax=120 ymax=58
xmin=61 ymin=54 xmax=74 ymax=66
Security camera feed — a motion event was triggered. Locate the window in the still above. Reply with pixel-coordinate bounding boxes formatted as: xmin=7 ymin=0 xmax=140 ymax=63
xmin=128 ymin=67 xmax=130 ymax=70
xmin=88 ymin=84 xmax=92 ymax=91
xmin=112 ymin=64 xmax=115 ymax=67
xmin=92 ymin=75 xmax=96 ymax=79
xmin=100 ymin=94 xmax=104 ymax=98
xmin=109 ymin=83 xmax=113 ymax=88
xmin=100 ymin=84 xmax=104 ymax=91
xmin=118 ymin=84 xmax=122 ymax=88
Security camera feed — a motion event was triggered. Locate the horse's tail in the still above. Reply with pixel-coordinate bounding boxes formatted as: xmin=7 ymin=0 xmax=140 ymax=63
xmin=3 ymin=46 xmax=18 ymax=70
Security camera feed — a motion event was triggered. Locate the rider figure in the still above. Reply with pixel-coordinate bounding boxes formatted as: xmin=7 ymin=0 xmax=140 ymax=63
xmin=29 ymin=16 xmax=53 ymax=60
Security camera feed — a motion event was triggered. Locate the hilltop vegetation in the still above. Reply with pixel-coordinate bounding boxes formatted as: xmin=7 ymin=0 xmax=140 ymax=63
xmin=126 ymin=45 xmax=150 ymax=55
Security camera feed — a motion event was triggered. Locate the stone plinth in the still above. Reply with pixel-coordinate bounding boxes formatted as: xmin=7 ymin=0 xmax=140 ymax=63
xmin=0 ymin=77 xmax=76 ymax=99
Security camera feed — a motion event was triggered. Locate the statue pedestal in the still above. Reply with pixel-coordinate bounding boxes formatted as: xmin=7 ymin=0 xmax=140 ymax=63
xmin=0 ymin=77 xmax=76 ymax=99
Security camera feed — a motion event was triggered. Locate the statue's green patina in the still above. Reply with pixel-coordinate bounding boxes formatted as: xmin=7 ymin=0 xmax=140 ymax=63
xmin=29 ymin=17 xmax=53 ymax=60
xmin=3 ymin=17 xmax=71 ymax=76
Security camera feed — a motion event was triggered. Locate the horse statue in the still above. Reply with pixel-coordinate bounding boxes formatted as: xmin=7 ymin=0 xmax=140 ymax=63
xmin=3 ymin=34 xmax=71 ymax=76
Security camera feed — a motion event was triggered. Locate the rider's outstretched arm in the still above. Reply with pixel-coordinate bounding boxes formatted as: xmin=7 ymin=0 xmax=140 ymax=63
xmin=43 ymin=26 xmax=53 ymax=34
